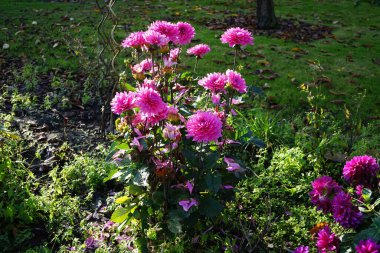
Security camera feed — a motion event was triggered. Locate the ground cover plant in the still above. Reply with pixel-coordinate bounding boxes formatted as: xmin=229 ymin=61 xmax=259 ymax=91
xmin=0 ymin=0 xmax=379 ymax=252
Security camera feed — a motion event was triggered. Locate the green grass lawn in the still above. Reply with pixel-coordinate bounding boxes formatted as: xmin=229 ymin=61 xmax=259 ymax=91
xmin=1 ymin=0 xmax=379 ymax=119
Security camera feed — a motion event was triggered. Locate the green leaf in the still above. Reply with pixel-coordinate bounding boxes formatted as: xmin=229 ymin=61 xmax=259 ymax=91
xmin=204 ymin=152 xmax=219 ymax=169
xmin=199 ymin=197 xmax=223 ymax=218
xmin=111 ymin=207 xmax=131 ymax=223
xmin=168 ymin=217 xmax=183 ymax=234
xmin=128 ymin=184 xmax=144 ymax=195
xmin=362 ymin=188 xmax=372 ymax=202
xmin=205 ymin=173 xmax=222 ymax=194
xmin=115 ymin=196 xmax=130 ymax=204
xmin=372 ymin=197 xmax=380 ymax=208
xmin=183 ymin=148 xmax=201 ymax=168
xmin=124 ymin=83 xmax=136 ymax=92
xmin=135 ymin=237 xmax=149 ymax=253
xmin=115 ymin=142 xmax=130 ymax=151
xmin=132 ymin=167 xmax=149 ymax=187
xmin=354 ymin=217 xmax=380 ymax=243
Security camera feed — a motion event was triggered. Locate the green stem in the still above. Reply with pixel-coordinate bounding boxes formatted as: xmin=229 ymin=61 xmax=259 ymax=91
xmin=194 ymin=57 xmax=199 ymax=73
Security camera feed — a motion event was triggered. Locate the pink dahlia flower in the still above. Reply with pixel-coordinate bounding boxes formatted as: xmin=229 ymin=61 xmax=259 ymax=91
xmin=226 ymin=69 xmax=247 ymax=93
xmin=111 ymin=91 xmax=135 ymax=115
xmin=292 ymin=245 xmax=309 ymax=253
xmin=224 ymin=157 xmax=241 ymax=172
xmin=121 ymin=31 xmax=146 ymax=49
xmin=343 ymin=155 xmax=379 ymax=188
xmin=143 ymin=30 xmax=170 ymax=48
xmin=163 ymin=123 xmax=182 ymax=141
xmin=309 ymin=176 xmax=342 ymax=214
xmin=187 ymin=44 xmax=211 ymax=58
xmin=144 ymin=106 xmax=168 ymax=125
xmin=179 ymin=198 xmax=198 ymax=212
xmin=316 ymin=226 xmax=340 ymax=253
xmin=186 ymin=111 xmax=222 ymax=143
xmin=174 ymin=22 xmax=195 ymax=45
xmin=220 ymin=27 xmax=254 ymax=48
xmin=198 ymin=72 xmax=227 ymax=93
xmin=170 ymin=47 xmax=181 ymax=61
xmin=135 ymin=87 xmax=167 ymax=116
xmin=332 ymin=191 xmax=362 ymax=229
xmin=141 ymin=78 xmax=157 ymax=90
xmin=356 ymin=239 xmax=380 ymax=253
xmin=148 ymin=20 xmax=179 ymax=42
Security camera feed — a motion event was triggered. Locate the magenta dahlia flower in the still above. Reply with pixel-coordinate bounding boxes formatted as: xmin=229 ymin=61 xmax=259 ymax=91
xmin=343 ymin=155 xmax=379 ymax=188
xmin=316 ymin=226 xmax=340 ymax=253
xmin=135 ymin=87 xmax=167 ymax=117
xmin=332 ymin=191 xmax=362 ymax=229
xmin=220 ymin=27 xmax=254 ymax=48
xmin=143 ymin=30 xmax=169 ymax=48
xmin=111 ymin=91 xmax=135 ymax=115
xmin=148 ymin=21 xmax=179 ymax=42
xmin=309 ymin=176 xmax=342 ymax=214
xmin=226 ymin=69 xmax=247 ymax=93
xmin=174 ymin=22 xmax=195 ymax=45
xmin=356 ymin=239 xmax=380 ymax=253
xmin=144 ymin=106 xmax=168 ymax=125
xmin=121 ymin=31 xmax=146 ymax=49
xmin=186 ymin=111 xmax=222 ymax=143
xmin=187 ymin=44 xmax=211 ymax=58
xmin=198 ymin=72 xmax=227 ymax=93
xmin=293 ymin=245 xmax=309 ymax=253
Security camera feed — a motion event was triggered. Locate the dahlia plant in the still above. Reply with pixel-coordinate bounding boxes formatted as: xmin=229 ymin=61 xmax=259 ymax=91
xmin=106 ymin=21 xmax=254 ymax=251
xmin=293 ymin=155 xmax=380 ymax=253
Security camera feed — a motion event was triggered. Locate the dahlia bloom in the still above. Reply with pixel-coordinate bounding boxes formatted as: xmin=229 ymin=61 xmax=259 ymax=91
xmin=356 ymin=239 xmax=380 ymax=253
xmin=163 ymin=123 xmax=182 ymax=142
xmin=186 ymin=111 xmax=222 ymax=143
xmin=221 ymin=27 xmax=254 ymax=48
xmin=316 ymin=226 xmax=340 ymax=253
xmin=141 ymin=78 xmax=157 ymax=90
xmin=148 ymin=21 xmax=179 ymax=42
xmin=174 ymin=22 xmax=195 ymax=45
xmin=224 ymin=157 xmax=241 ymax=172
xmin=141 ymin=106 xmax=168 ymax=126
xmin=343 ymin=155 xmax=379 ymax=188
xmin=211 ymin=93 xmax=221 ymax=105
xmin=293 ymin=245 xmax=309 ymax=253
xmin=187 ymin=44 xmax=211 ymax=58
xmin=198 ymin=72 xmax=227 ymax=93
xmin=309 ymin=176 xmax=342 ymax=214
xmin=135 ymin=87 xmax=167 ymax=117
xmin=332 ymin=191 xmax=362 ymax=229
xmin=143 ymin=30 xmax=170 ymax=48
xmin=169 ymin=48 xmax=181 ymax=61
xmin=121 ymin=31 xmax=146 ymax=49
xmin=225 ymin=70 xmax=247 ymax=93
xmin=179 ymin=198 xmax=198 ymax=212
xmin=356 ymin=185 xmax=364 ymax=200
xmin=111 ymin=91 xmax=135 ymax=115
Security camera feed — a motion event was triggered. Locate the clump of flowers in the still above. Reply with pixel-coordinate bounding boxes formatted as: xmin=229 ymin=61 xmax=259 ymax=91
xmin=343 ymin=155 xmax=379 ymax=188
xmin=292 ymin=245 xmax=309 ymax=253
xmin=110 ymin=21 xmax=254 ymax=250
xmin=316 ymin=226 xmax=340 ymax=253
xmin=309 ymin=176 xmax=342 ymax=214
xmin=332 ymin=191 xmax=362 ymax=229
xmin=356 ymin=239 xmax=380 ymax=253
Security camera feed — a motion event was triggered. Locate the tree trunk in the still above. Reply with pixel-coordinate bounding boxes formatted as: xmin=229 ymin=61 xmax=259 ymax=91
xmin=257 ymin=0 xmax=277 ymax=29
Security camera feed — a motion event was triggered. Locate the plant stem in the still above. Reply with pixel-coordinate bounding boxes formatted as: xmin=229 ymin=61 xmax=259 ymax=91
xmin=233 ymin=47 xmax=238 ymax=70
xmin=194 ymin=57 xmax=199 ymax=73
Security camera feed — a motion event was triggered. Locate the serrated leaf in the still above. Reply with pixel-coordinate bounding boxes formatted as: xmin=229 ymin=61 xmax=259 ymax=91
xmin=128 ymin=184 xmax=144 ymax=195
xmin=354 ymin=217 xmax=380 ymax=243
xmin=183 ymin=148 xmax=201 ymax=168
xmin=204 ymin=152 xmax=219 ymax=170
